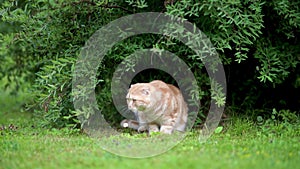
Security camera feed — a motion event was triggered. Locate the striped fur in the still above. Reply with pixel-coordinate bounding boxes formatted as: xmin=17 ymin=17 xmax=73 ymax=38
xmin=120 ymin=80 xmax=188 ymax=134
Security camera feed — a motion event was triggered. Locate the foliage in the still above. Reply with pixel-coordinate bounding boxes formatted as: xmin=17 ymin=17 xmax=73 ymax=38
xmin=0 ymin=0 xmax=299 ymax=128
xmin=0 ymin=75 xmax=32 ymax=113
xmin=225 ymin=108 xmax=300 ymax=138
xmin=256 ymin=109 xmax=299 ymax=137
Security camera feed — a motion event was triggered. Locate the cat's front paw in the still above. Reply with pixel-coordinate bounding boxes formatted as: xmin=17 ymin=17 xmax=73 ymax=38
xmin=149 ymin=124 xmax=159 ymax=133
xmin=160 ymin=125 xmax=173 ymax=134
xmin=137 ymin=125 xmax=148 ymax=133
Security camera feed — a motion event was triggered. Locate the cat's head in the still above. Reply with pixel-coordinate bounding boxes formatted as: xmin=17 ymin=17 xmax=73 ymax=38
xmin=126 ymin=83 xmax=160 ymax=113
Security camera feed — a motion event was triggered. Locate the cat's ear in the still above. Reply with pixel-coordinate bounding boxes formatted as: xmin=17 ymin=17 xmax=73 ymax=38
xmin=141 ymin=88 xmax=150 ymax=95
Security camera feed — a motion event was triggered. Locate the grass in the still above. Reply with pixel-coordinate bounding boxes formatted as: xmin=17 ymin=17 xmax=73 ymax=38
xmin=0 ymin=111 xmax=299 ymax=169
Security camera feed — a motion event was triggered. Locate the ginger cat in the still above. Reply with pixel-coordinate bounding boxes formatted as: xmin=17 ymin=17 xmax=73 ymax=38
xmin=120 ymin=80 xmax=188 ymax=134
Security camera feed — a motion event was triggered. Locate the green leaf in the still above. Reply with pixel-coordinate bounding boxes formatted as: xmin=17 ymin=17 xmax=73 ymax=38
xmin=214 ymin=126 xmax=223 ymax=134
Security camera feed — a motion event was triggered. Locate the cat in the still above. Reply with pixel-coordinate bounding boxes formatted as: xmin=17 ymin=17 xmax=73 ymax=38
xmin=120 ymin=80 xmax=188 ymax=134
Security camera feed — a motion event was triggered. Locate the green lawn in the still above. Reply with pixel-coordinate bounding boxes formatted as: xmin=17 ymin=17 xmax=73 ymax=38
xmin=0 ymin=111 xmax=299 ymax=169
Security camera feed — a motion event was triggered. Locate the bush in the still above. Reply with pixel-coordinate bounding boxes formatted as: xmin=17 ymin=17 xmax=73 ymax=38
xmin=0 ymin=0 xmax=299 ymax=128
